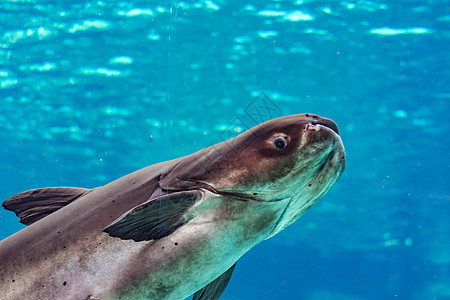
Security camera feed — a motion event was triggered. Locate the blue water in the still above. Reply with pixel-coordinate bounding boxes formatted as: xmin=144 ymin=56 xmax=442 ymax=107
xmin=1 ymin=1 xmax=449 ymax=299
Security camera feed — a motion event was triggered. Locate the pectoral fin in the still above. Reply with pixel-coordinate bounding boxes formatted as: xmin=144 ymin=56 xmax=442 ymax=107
xmin=193 ymin=262 xmax=237 ymax=300
xmin=103 ymin=190 xmax=204 ymax=242
xmin=2 ymin=187 xmax=91 ymax=225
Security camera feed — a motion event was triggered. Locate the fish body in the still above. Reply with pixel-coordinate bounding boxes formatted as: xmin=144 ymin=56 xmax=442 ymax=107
xmin=0 ymin=114 xmax=345 ymax=299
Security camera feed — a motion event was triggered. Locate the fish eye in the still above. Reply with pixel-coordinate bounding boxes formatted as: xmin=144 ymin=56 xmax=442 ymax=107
xmin=273 ymin=136 xmax=288 ymax=150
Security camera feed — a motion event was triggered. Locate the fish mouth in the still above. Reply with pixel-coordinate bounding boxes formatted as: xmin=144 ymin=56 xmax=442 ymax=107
xmin=307 ymin=117 xmax=340 ymax=135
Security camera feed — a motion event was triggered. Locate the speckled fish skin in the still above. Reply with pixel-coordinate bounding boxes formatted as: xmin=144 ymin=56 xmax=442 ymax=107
xmin=0 ymin=114 xmax=345 ymax=300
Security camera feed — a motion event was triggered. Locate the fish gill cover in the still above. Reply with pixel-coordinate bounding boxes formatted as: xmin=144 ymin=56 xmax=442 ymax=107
xmin=0 ymin=0 xmax=449 ymax=299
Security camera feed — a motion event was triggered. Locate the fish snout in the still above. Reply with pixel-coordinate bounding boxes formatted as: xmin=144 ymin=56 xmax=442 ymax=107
xmin=303 ymin=114 xmax=340 ymax=135
xmin=300 ymin=114 xmax=345 ymax=166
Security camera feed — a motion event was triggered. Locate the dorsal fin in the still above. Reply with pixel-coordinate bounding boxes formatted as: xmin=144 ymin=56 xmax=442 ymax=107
xmin=2 ymin=187 xmax=91 ymax=225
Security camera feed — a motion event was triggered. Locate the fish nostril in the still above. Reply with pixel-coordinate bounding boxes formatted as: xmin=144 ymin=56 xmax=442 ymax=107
xmin=308 ymin=115 xmax=320 ymax=124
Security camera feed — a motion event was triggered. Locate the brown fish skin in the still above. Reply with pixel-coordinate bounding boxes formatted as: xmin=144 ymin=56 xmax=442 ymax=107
xmin=0 ymin=114 xmax=345 ymax=300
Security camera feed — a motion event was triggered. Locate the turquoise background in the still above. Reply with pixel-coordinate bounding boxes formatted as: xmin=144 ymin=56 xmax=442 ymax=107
xmin=1 ymin=1 xmax=449 ymax=299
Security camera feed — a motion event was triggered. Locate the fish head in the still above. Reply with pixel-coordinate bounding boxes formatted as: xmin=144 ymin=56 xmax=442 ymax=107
xmin=210 ymin=113 xmax=346 ymax=236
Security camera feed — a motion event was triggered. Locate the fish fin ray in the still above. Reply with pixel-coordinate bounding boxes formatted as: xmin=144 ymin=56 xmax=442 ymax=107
xmin=2 ymin=187 xmax=91 ymax=225
xmin=103 ymin=190 xmax=203 ymax=241
xmin=193 ymin=262 xmax=237 ymax=300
